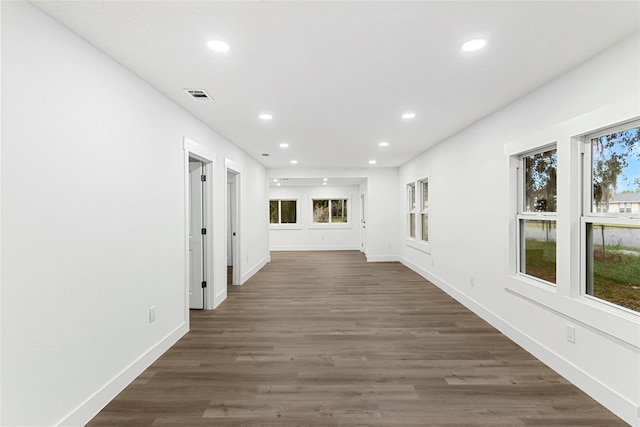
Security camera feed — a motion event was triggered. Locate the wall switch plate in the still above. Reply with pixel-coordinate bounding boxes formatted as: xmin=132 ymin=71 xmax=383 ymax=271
xmin=149 ymin=306 xmax=156 ymax=323
xmin=470 ymin=275 xmax=475 ymax=286
xmin=566 ymin=324 xmax=575 ymax=343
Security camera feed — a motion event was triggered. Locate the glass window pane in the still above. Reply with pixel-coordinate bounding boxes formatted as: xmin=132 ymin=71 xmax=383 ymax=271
xmin=331 ymin=199 xmax=348 ymax=223
xmin=269 ymin=200 xmax=279 ymax=224
xmin=519 ymin=219 xmax=556 ymax=284
xmin=421 ymin=180 xmax=429 ymax=211
xmin=421 ymin=213 xmax=428 ymax=242
xmin=590 ymin=126 xmax=639 ymax=214
xmin=409 ymin=213 xmax=416 ymax=238
xmin=524 ymin=149 xmax=557 ymax=212
xmin=280 ymin=200 xmax=296 ymax=224
xmin=313 ymin=199 xmax=329 ymax=223
xmin=586 ymin=223 xmax=640 ymax=312
xmin=408 ymin=183 xmax=416 ymax=211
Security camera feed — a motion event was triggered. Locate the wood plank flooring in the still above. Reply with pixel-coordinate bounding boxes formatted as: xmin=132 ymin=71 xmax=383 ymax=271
xmin=88 ymin=251 xmax=626 ymax=426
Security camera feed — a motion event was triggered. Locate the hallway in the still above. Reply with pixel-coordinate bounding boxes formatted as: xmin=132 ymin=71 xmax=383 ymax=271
xmin=88 ymin=251 xmax=624 ymax=426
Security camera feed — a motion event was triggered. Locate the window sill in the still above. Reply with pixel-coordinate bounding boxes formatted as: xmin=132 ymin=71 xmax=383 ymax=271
xmin=505 ymin=275 xmax=639 ymax=349
xmin=269 ymin=224 xmax=302 ymax=230
xmin=308 ymin=223 xmax=352 ymax=230
xmin=406 ymin=238 xmax=431 ymax=254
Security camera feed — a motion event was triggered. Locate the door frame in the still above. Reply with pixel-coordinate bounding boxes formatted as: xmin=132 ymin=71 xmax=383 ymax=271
xmin=360 ymin=181 xmax=368 ymax=254
xmin=184 ymin=137 xmax=215 ymax=319
xmin=225 ymin=158 xmax=242 ymax=286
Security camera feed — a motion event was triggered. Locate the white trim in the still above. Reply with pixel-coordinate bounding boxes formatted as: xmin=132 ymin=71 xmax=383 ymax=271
xmin=241 ymin=255 xmax=270 ymax=284
xmin=58 ymin=322 xmax=188 ymax=426
xmin=225 ymin=158 xmax=242 ymax=286
xmin=399 ymin=256 xmax=639 ymax=426
xmin=270 ymin=245 xmax=360 ymax=251
xmin=184 ymin=137 xmax=216 ymax=311
xmin=406 ymin=239 xmax=430 ymax=254
xmin=269 ymin=224 xmax=303 ymax=230
xmin=366 ymin=254 xmax=399 ymax=262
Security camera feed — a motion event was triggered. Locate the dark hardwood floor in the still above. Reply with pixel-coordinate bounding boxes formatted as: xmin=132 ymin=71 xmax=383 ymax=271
xmin=88 ymin=251 xmax=626 ymax=426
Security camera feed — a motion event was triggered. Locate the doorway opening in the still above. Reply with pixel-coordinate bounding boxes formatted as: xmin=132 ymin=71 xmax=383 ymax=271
xmin=189 ymin=159 xmax=206 ymax=309
xmin=184 ymin=138 xmax=215 ymax=317
xmin=226 ymin=160 xmax=241 ymax=286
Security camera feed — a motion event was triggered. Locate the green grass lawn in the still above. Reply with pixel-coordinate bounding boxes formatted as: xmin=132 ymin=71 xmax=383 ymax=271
xmin=524 ymin=239 xmax=640 ymax=312
xmin=592 ymin=248 xmax=640 ymax=312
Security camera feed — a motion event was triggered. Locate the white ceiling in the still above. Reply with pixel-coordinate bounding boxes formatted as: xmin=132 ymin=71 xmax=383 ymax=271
xmin=269 ymin=177 xmax=366 ymax=188
xmin=30 ymin=1 xmax=640 ymax=169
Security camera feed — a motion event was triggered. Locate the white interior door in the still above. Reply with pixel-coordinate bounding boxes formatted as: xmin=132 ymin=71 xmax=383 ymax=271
xmin=189 ymin=161 xmax=204 ymax=309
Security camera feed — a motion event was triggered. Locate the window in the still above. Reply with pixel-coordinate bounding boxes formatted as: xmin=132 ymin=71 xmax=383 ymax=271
xmin=312 ymin=199 xmax=348 ymax=224
xmin=407 ymin=183 xmax=416 ymax=238
xmin=583 ymin=123 xmax=639 ymax=313
xmin=420 ymin=179 xmax=429 ymax=242
xmin=269 ymin=199 xmax=297 ymax=224
xmin=406 ymin=177 xmax=430 ymax=253
xmin=517 ymin=147 xmax=557 ymax=285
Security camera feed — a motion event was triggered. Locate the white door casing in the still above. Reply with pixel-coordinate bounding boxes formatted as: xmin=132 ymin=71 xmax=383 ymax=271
xmin=189 ymin=160 xmax=204 ymax=309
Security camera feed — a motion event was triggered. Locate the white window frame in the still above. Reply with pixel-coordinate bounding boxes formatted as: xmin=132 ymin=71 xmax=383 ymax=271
xmin=515 ymin=144 xmax=558 ymax=287
xmin=407 ymin=182 xmax=416 ymax=239
xmin=406 ymin=177 xmax=431 ymax=254
xmin=419 ymin=178 xmax=429 ymax=244
xmin=504 ymin=110 xmax=639 ymax=349
xmin=269 ymin=198 xmax=301 ymax=230
xmin=309 ymin=197 xmax=352 ymax=229
xmin=580 ymin=122 xmax=640 ymax=315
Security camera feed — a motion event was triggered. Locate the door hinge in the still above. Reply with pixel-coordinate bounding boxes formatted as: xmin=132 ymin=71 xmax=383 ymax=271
xmin=201 ymin=281 xmax=207 ymax=288
xmin=201 ymin=228 xmax=207 ymax=235
xmin=201 ymin=175 xmax=206 ymax=182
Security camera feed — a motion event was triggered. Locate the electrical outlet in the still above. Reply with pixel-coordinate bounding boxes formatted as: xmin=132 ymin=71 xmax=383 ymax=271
xmin=431 ymin=259 xmax=435 ymax=267
xmin=566 ymin=324 xmax=575 ymax=343
xmin=388 ymin=244 xmax=392 ymax=250
xmin=149 ymin=306 xmax=156 ymax=323
xmin=470 ymin=275 xmax=475 ymax=286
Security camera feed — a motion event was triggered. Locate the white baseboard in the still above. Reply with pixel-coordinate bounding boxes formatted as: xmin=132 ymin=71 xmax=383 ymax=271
xmin=241 ymin=255 xmax=270 ymax=284
xmin=366 ymin=254 xmax=399 ymax=262
xmin=213 ymin=289 xmax=226 ymax=309
xmin=270 ymin=246 xmax=360 ymax=251
xmin=58 ymin=322 xmax=189 ymax=426
xmin=398 ymin=256 xmax=639 ymax=426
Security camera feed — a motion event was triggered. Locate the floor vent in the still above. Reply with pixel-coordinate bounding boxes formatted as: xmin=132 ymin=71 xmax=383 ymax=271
xmin=184 ymin=89 xmax=213 ymax=101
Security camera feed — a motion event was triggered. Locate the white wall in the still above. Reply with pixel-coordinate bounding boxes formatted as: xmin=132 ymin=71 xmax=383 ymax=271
xmin=269 ymin=185 xmax=361 ymax=251
xmin=399 ymin=33 xmax=640 ymax=425
xmin=267 ymin=168 xmax=399 ymax=261
xmin=0 ymin=2 xmax=269 ymax=425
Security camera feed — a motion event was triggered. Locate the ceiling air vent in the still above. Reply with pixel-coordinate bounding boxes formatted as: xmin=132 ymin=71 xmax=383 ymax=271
xmin=184 ymin=89 xmax=213 ymax=101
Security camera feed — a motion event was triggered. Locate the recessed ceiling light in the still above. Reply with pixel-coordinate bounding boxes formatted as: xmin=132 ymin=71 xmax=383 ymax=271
xmin=323 ymin=178 xmax=328 ymax=182
xmin=207 ymin=40 xmax=230 ymax=52
xmin=259 ymin=113 xmax=273 ymax=120
xmin=279 ymin=143 xmax=289 ymax=148
xmin=402 ymin=112 xmax=416 ymax=119
xmin=276 ymin=182 xmax=281 ymax=186
xmin=369 ymin=160 xmax=377 ymax=165
xmin=273 ymin=179 xmax=278 ymax=182
xmin=461 ymin=38 xmax=487 ymax=52
xmin=290 ymin=160 xmax=298 ymax=164
xmin=379 ymin=141 xmax=389 ymax=147
xmin=323 ymin=182 xmax=327 ymax=186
